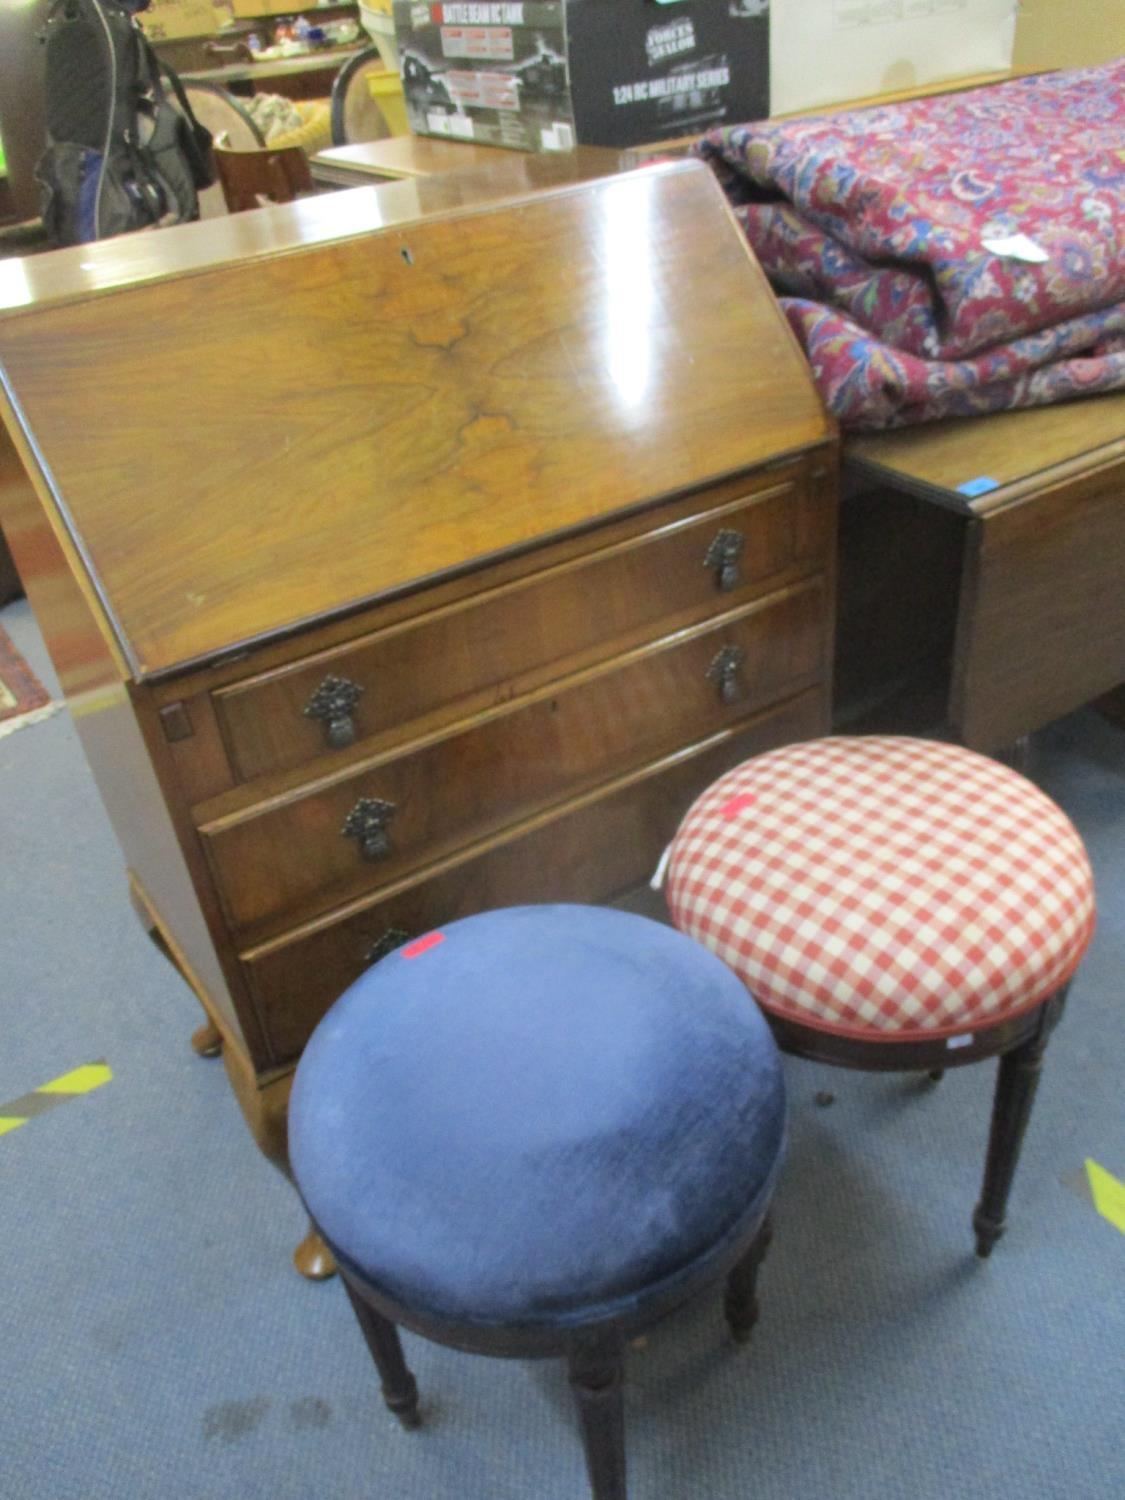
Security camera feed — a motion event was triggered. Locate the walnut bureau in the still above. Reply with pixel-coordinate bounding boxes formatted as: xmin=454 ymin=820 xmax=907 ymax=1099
xmin=0 ymin=162 xmax=836 ymax=1274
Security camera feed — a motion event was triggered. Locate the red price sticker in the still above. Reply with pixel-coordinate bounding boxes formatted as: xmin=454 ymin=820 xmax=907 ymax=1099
xmin=721 ymin=793 xmax=757 ymax=819
xmin=402 ymin=932 xmax=446 ymax=959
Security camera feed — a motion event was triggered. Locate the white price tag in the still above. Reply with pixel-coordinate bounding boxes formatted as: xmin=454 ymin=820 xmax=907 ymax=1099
xmin=981 ymin=233 xmax=1049 ymax=264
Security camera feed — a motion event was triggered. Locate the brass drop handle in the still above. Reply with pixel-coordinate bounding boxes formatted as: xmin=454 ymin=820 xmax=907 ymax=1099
xmin=707 ymin=645 xmax=747 ymax=706
xmin=362 ymin=926 xmax=412 ymax=966
xmin=342 ymin=796 xmax=396 ymax=861
xmin=703 ymin=528 xmax=746 ymax=592
xmin=304 ymin=674 xmax=364 ymax=750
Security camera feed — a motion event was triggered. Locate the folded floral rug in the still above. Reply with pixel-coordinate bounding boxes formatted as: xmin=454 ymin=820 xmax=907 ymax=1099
xmin=699 ymin=62 xmax=1125 ymax=428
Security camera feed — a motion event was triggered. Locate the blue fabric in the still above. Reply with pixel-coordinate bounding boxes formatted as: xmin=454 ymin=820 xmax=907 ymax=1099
xmin=290 ymin=905 xmax=786 ymax=1327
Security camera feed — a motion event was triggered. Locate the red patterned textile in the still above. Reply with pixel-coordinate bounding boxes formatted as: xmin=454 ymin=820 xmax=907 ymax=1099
xmin=666 ymin=738 xmax=1096 ymax=1042
xmin=699 ymin=63 xmax=1125 ymax=428
xmin=779 ymin=296 xmax=1125 ymax=430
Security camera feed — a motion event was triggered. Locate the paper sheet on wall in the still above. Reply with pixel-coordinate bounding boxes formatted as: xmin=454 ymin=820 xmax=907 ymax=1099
xmin=770 ymin=0 xmax=1018 ymax=115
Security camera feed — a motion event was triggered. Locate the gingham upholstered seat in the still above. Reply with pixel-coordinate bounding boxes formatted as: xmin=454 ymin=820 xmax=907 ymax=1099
xmin=666 ymin=737 xmax=1096 ymax=1042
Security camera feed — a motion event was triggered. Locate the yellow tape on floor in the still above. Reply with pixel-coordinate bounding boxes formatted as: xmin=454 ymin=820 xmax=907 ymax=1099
xmin=0 ymin=1061 xmax=113 ymax=1139
xmin=37 ymin=1063 xmax=113 ymax=1095
xmin=1085 ymin=1159 xmax=1125 ymax=1236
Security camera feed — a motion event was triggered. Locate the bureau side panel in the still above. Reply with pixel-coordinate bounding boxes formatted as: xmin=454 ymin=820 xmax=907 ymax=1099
xmin=0 ymin=421 xmax=245 ymax=1047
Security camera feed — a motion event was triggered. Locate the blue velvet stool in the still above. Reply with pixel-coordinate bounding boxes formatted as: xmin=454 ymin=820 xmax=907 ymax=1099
xmin=290 ymin=904 xmax=786 ymax=1500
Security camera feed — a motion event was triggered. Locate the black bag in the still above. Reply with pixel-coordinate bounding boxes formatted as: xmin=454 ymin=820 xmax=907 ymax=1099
xmin=36 ymin=0 xmax=215 ymax=247
xmin=151 ymin=49 xmax=216 ymax=193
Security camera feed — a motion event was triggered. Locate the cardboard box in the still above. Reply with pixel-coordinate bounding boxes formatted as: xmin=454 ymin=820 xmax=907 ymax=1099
xmin=138 ymin=0 xmax=226 ymax=43
xmin=228 ymin=0 xmax=333 ymax=17
xmin=392 ymin=1 xmax=770 ymax=153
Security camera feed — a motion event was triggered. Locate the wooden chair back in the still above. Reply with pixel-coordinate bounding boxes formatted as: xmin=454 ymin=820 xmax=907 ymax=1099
xmin=213 ymin=144 xmax=315 ymax=215
xmin=330 ymin=46 xmax=393 ymax=145
xmin=182 ymin=84 xmax=265 ymax=218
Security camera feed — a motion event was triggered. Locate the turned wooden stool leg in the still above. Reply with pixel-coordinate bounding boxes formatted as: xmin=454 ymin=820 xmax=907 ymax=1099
xmin=568 ymin=1339 xmax=627 ymax=1500
xmin=342 ymin=1276 xmax=421 ymax=1429
xmin=972 ymin=1014 xmax=1055 ymax=1257
xmin=724 ymin=1216 xmax=773 ymax=1344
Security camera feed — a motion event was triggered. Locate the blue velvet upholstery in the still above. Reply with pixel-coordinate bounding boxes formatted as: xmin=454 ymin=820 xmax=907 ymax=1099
xmin=290 ymin=905 xmax=786 ymax=1327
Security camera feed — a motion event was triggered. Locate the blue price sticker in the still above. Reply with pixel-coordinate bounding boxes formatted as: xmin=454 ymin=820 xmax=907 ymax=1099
xmin=957 ymin=475 xmax=1000 ymax=498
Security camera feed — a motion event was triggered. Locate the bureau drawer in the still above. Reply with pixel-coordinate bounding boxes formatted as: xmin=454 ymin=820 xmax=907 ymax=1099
xmin=199 ymin=581 xmax=826 ymax=935
xmin=212 ymin=470 xmax=831 ymax=784
xmin=240 ymin=688 xmax=825 ymax=1065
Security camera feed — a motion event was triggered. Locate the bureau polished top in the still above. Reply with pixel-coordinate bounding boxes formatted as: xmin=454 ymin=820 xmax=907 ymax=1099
xmin=0 ymin=161 xmax=831 ymax=681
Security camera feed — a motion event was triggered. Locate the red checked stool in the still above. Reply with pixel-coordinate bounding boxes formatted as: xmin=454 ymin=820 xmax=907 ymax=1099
xmin=666 ymin=736 xmax=1096 ymax=1257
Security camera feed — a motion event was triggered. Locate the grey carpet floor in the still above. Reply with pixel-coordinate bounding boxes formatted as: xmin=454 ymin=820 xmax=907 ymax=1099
xmin=2 ymin=596 xmax=1122 ymax=1500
